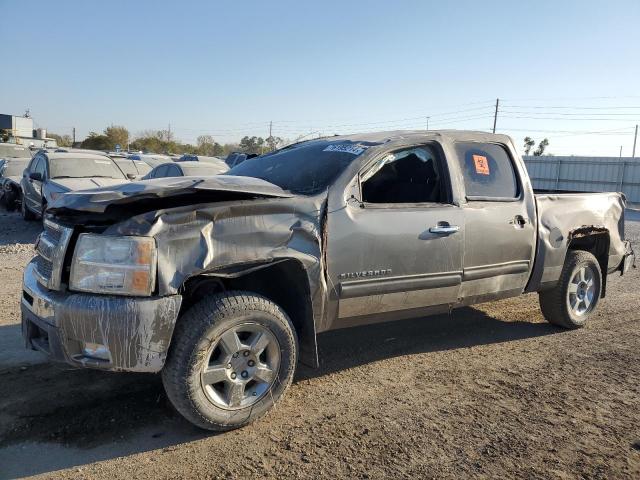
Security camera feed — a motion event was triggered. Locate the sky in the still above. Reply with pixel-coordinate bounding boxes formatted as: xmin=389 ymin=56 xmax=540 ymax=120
xmin=1 ymin=0 xmax=639 ymax=156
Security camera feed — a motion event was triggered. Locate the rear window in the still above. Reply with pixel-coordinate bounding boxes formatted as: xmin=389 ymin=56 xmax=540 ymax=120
xmin=454 ymin=142 xmax=518 ymax=199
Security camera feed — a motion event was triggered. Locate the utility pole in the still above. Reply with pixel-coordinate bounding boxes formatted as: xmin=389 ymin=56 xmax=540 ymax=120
xmin=72 ymin=127 xmax=76 ymax=145
xmin=619 ymin=145 xmax=623 ymax=158
xmin=168 ymin=123 xmax=171 ymax=141
xmin=426 ymin=116 xmax=430 ymax=130
xmin=633 ymin=124 xmax=638 ymax=158
xmin=269 ymin=121 xmax=272 ymax=138
xmin=492 ymin=98 xmax=499 ymax=134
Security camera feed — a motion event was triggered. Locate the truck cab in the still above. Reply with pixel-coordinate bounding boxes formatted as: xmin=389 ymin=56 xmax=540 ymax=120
xmin=21 ymin=130 xmax=634 ymax=431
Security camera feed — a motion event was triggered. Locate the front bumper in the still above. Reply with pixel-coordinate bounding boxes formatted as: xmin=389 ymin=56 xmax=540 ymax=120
xmin=21 ymin=259 xmax=182 ymax=373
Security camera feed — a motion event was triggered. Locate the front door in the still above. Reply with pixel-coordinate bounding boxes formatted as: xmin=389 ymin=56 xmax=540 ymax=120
xmin=23 ymin=156 xmax=45 ymax=212
xmin=326 ymin=144 xmax=464 ymax=326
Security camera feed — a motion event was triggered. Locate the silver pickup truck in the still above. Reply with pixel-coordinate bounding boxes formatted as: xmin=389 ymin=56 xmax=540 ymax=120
xmin=21 ymin=130 xmax=634 ymax=431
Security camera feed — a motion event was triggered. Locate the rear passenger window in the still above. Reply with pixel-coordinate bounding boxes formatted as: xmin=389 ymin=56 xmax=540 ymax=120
xmin=455 ymin=143 xmax=518 ymax=199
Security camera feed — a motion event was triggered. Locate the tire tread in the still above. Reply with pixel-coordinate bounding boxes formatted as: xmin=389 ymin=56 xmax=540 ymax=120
xmin=162 ymin=290 xmax=297 ymax=431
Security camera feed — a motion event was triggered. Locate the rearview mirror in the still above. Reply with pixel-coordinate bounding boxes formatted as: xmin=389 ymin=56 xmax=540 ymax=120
xmin=29 ymin=172 xmax=43 ymax=182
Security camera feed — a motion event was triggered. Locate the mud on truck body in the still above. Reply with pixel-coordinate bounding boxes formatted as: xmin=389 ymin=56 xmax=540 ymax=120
xmin=22 ymin=130 xmax=635 ymax=430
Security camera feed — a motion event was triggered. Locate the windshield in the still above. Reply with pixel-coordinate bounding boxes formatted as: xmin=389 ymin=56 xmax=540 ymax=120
xmin=50 ymin=157 xmax=126 ymax=179
xmin=0 ymin=144 xmax=32 ymax=159
xmin=226 ymin=140 xmax=375 ymax=194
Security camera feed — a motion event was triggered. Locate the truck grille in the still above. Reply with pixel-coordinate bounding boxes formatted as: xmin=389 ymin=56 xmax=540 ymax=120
xmin=34 ymin=219 xmax=73 ymax=290
xmin=35 ymin=255 xmax=53 ymax=279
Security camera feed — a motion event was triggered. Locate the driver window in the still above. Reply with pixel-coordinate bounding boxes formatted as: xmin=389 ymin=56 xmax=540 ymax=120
xmin=361 ymin=146 xmax=445 ymax=204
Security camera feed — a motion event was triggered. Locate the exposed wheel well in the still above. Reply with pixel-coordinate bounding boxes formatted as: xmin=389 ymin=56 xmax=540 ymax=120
xmin=567 ymin=228 xmax=610 ymax=297
xmin=179 ymin=259 xmax=318 ymax=367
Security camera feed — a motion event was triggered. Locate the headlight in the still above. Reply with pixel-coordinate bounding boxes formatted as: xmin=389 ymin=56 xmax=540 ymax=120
xmin=70 ymin=234 xmax=157 ymax=296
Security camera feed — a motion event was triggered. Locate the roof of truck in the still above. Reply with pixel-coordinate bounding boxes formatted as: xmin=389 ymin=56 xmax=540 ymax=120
xmin=324 ymin=129 xmax=512 ymax=144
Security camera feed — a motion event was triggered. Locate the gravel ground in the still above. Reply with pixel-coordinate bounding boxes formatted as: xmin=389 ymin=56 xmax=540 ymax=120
xmin=0 ymin=209 xmax=639 ymax=479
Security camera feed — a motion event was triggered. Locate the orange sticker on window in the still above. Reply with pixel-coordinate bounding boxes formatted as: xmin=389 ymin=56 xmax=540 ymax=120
xmin=472 ymin=154 xmax=490 ymax=175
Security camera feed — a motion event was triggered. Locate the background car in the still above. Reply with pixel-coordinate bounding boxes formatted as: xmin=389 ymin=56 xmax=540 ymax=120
xmin=225 ymin=152 xmax=257 ymax=168
xmin=20 ymin=152 xmax=129 ymax=221
xmin=0 ymin=158 xmax=31 ymax=210
xmin=127 ymin=153 xmax=175 ymax=169
xmin=111 ymin=157 xmax=152 ymax=179
xmin=142 ymin=160 xmax=229 ymax=180
xmin=177 ymin=154 xmax=226 ymax=163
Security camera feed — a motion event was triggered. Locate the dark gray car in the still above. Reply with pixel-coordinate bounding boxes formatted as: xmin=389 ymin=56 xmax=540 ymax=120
xmin=21 ymin=130 xmax=635 ymax=431
xmin=20 ymin=151 xmax=128 ymax=220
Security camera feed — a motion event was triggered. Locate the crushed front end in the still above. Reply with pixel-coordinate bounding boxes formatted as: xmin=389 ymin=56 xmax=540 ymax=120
xmin=21 ymin=219 xmax=182 ymax=372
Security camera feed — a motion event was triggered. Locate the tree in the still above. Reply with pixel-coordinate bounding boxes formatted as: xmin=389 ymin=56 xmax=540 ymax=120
xmin=104 ymin=125 xmax=129 ymax=150
xmin=48 ymin=133 xmax=73 ymax=147
xmin=239 ymin=136 xmax=265 ymax=154
xmin=266 ymin=135 xmax=284 ymax=152
xmin=196 ymin=135 xmax=224 ymax=156
xmin=523 ymin=137 xmax=535 ymax=155
xmin=533 ymin=138 xmax=549 ymax=156
xmin=81 ymin=132 xmax=111 ymax=151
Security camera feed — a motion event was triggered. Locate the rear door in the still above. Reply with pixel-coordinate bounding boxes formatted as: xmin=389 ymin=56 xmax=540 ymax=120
xmin=327 ymin=143 xmax=464 ymax=326
xmin=454 ymin=142 xmax=537 ymax=302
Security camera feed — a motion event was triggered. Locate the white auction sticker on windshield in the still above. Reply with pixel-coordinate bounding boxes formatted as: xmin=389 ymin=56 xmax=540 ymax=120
xmin=323 ymin=144 xmax=366 ymax=155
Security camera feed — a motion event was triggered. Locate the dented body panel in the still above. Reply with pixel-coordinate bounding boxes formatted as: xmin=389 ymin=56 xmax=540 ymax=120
xmin=21 ymin=130 xmax=635 ymax=373
xmin=525 ymin=192 xmax=629 ymax=292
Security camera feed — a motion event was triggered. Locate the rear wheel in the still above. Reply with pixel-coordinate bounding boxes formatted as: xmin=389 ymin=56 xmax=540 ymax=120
xmin=21 ymin=195 xmax=36 ymax=221
xmin=162 ymin=291 xmax=298 ymax=431
xmin=539 ymin=250 xmax=602 ymax=329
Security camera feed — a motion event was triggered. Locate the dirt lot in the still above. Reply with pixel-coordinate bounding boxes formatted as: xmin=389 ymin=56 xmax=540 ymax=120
xmin=0 ymin=208 xmax=639 ymax=480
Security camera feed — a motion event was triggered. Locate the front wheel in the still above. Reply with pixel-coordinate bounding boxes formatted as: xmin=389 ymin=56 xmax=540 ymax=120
xmin=539 ymin=250 xmax=602 ymax=329
xmin=162 ymin=291 xmax=298 ymax=431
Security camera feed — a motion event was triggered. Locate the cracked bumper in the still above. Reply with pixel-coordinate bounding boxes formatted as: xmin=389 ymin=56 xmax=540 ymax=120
xmin=21 ymin=260 xmax=182 ymax=373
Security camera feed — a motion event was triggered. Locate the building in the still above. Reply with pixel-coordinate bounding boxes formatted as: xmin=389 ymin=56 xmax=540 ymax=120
xmin=0 ymin=113 xmax=58 ymax=148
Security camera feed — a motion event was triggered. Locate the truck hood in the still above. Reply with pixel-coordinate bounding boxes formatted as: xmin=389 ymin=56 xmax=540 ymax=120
xmin=50 ymin=177 xmax=128 ymax=192
xmin=48 ymin=175 xmax=293 ymax=218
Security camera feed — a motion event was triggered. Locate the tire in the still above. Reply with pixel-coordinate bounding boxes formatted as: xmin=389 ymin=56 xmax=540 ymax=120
xmin=21 ymin=195 xmax=36 ymax=221
xmin=539 ymin=250 xmax=602 ymax=329
xmin=162 ymin=291 xmax=298 ymax=431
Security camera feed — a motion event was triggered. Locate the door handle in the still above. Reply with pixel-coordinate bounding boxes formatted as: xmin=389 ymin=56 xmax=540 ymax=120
xmin=429 ymin=222 xmax=460 ymax=235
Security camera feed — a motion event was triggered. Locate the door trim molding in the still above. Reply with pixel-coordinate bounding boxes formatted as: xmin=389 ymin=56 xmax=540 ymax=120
xmin=462 ymin=260 xmax=530 ymax=281
xmin=339 ymin=271 xmax=463 ymax=299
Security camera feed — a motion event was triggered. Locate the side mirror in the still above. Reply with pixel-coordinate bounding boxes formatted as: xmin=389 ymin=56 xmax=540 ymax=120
xmin=126 ymin=173 xmax=136 ymax=180
xmin=29 ymin=172 xmax=43 ymax=182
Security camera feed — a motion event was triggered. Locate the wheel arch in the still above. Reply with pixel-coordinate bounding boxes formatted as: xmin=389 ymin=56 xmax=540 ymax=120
xmin=178 ymin=258 xmax=318 ymax=368
xmin=566 ymin=226 xmax=610 ymax=297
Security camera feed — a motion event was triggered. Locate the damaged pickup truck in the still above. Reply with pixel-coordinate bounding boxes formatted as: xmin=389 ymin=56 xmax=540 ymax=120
xmin=22 ymin=130 xmax=635 ymax=431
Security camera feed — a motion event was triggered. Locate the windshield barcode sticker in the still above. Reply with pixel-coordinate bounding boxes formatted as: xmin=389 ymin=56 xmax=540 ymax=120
xmin=323 ymin=144 xmax=366 ymax=155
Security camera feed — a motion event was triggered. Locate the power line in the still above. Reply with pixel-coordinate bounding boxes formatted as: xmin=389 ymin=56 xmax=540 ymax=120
xmin=502 ymin=104 xmax=640 ymax=110
xmin=498 ymin=110 xmax=640 ymax=116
